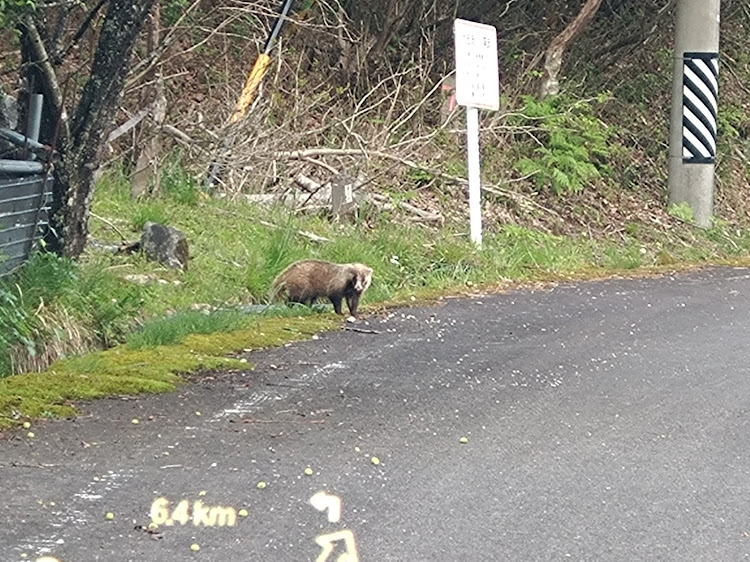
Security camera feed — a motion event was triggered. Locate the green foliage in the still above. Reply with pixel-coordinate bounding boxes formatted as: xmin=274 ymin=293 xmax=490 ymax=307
xmin=717 ymin=104 xmax=746 ymax=140
xmin=0 ymin=315 xmax=335 ymax=428
xmin=74 ymin=267 xmax=144 ymax=346
xmin=600 ymin=243 xmax=644 ymax=270
xmin=0 ymin=284 xmax=35 ymax=375
xmin=162 ymin=0 xmax=189 ymax=27
xmin=131 ymin=201 xmax=169 ymax=230
xmin=0 ymin=254 xmax=83 ymax=375
xmin=404 ymin=167 xmax=434 ymax=186
xmin=613 ymin=73 xmax=665 ymax=107
xmin=512 ymin=94 xmax=615 ymax=196
xmin=668 ymin=202 xmax=695 ymax=223
xmin=0 ymin=0 xmax=34 ymax=27
xmin=161 ymin=151 xmax=200 ymax=206
xmin=245 ymin=223 xmax=309 ymax=299
xmin=0 ymin=253 xmax=144 ymax=377
xmin=488 ymin=224 xmax=591 ymax=275
xmin=127 ymin=309 xmax=250 ymax=349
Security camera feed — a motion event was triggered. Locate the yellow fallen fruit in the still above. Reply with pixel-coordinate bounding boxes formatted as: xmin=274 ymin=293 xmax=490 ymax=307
xmin=131 ymin=419 xmax=139 ymax=425
xmin=304 ymin=467 xmax=313 ymax=476
xmin=190 ymin=543 xmax=200 ymax=552
xmin=198 ymin=490 xmax=207 ymax=496
xmin=459 ymin=436 xmax=469 ymax=444
xmin=105 ymin=512 xmax=114 ymax=520
xmin=257 ymin=481 xmax=267 ymax=489
xmin=147 ymin=522 xmax=159 ymax=530
xmin=371 ymin=456 xmax=380 ymax=465
xmin=238 ymin=509 xmax=248 ymax=517
xmin=22 ymin=421 xmax=31 ymax=429
xmin=354 ymin=446 xmax=361 ymax=452
xmin=27 ymin=432 xmax=35 ymax=438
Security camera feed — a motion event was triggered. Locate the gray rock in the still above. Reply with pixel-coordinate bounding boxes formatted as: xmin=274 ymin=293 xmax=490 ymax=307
xmin=0 ymin=92 xmax=18 ymax=130
xmin=141 ymin=222 xmax=189 ymax=270
xmin=0 ymin=92 xmax=19 ymax=158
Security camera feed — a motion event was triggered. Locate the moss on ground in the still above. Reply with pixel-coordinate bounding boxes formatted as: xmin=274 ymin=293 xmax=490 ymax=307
xmin=0 ymin=315 xmax=336 ymax=429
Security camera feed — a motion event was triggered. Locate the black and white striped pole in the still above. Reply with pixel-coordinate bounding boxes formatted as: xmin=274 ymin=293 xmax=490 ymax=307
xmin=668 ymin=0 xmax=721 ymax=228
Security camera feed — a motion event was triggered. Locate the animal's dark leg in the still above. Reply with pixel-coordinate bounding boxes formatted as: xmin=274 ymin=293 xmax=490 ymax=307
xmin=346 ymin=293 xmax=361 ymax=317
xmin=330 ymin=295 xmax=344 ymax=315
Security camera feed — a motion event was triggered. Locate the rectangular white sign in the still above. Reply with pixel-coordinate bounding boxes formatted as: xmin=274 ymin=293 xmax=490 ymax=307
xmin=454 ymin=19 xmax=499 ymax=111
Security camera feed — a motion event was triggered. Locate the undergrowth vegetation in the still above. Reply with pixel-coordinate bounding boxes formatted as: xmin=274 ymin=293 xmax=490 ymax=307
xmin=0 ymin=315 xmax=335 ymax=428
xmin=511 ymin=94 xmax=617 ymax=195
xmin=1 ymin=1 xmax=749 ymax=427
xmin=3 ymin=167 xmax=750 ymax=384
xmin=2 ymin=141 xmax=750 ymax=426
xmin=0 ymin=253 xmax=142 ymax=376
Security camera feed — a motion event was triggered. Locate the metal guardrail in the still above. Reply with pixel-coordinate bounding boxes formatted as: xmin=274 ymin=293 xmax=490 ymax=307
xmin=0 ymin=94 xmax=54 ymax=277
xmin=0 ymin=173 xmax=52 ymax=277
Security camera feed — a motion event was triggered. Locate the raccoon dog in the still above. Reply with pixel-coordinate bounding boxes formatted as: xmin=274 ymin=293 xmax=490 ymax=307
xmin=271 ymin=259 xmax=373 ymax=317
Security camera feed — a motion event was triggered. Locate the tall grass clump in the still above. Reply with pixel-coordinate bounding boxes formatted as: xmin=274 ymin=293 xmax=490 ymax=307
xmin=244 ymin=222 xmax=310 ymax=298
xmin=126 ymin=308 xmax=250 ymax=349
xmin=0 ymin=252 xmax=144 ymax=377
xmin=161 ymin=149 xmax=200 ymax=206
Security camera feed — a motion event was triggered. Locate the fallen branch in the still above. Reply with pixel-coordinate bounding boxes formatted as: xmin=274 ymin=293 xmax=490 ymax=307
xmin=88 ymin=239 xmax=141 ymax=254
xmin=303 ymin=157 xmax=339 ymax=175
xmin=294 ymin=173 xmax=322 ymax=192
xmin=162 ymin=124 xmax=194 ymax=145
xmin=343 ymin=326 xmax=382 ymax=334
xmin=107 ymin=106 xmax=152 ymax=144
xmin=90 ymin=212 xmax=128 ymax=242
xmin=258 ymin=219 xmax=331 ymax=243
xmin=208 ymin=206 xmax=330 ymax=243
xmin=273 ymin=146 xmax=556 ymax=217
xmin=370 ymin=193 xmax=442 ymax=223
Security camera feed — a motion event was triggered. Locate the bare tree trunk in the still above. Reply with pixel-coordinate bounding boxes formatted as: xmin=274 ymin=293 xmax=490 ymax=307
xmin=369 ymin=0 xmax=401 ymax=59
xmin=41 ymin=0 xmax=156 ymax=257
xmin=538 ymin=0 xmax=603 ymax=99
xmin=18 ymin=14 xmax=70 ymax=144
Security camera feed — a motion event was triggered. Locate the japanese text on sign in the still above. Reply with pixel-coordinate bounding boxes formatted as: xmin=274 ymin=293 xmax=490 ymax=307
xmin=454 ymin=19 xmax=500 ymax=110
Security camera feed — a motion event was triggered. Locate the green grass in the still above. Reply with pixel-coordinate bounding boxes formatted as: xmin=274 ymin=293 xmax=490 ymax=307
xmin=0 ymin=315 xmax=336 ymax=428
xmin=4 ymin=167 xmax=750 ymax=428
xmin=0 ymin=252 xmax=143 ymax=376
xmin=126 ymin=308 xmax=254 ymax=349
xmin=70 ymin=170 xmax=750 ymax=317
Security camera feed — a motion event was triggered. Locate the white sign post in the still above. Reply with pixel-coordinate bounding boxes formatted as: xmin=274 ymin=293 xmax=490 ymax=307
xmin=454 ymin=19 xmax=499 ymax=246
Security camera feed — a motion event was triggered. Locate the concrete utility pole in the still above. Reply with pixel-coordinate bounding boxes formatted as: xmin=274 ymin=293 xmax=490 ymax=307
xmin=668 ymin=0 xmax=721 ymax=228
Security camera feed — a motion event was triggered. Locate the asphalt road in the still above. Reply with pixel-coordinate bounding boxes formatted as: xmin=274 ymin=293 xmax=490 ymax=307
xmin=2 ymin=267 xmax=750 ymax=562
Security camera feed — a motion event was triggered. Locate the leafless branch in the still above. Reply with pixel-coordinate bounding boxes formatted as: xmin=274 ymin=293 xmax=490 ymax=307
xmin=20 ymin=15 xmax=70 ymax=139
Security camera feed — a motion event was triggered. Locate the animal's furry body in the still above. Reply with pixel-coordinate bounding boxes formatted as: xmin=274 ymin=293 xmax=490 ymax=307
xmin=271 ymin=260 xmax=373 ymax=317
